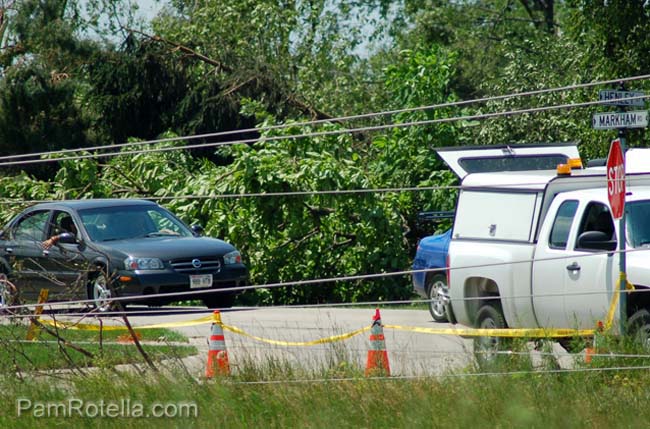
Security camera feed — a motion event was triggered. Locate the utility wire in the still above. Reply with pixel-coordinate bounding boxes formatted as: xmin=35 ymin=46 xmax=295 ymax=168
xmin=0 ymin=175 xmax=614 ymax=205
xmin=2 ymin=244 xmax=647 ymax=313
xmin=231 ymin=364 xmax=650 ymax=385
xmin=1 ymin=74 xmax=649 ymax=163
xmin=0 ymin=90 xmax=648 ymax=168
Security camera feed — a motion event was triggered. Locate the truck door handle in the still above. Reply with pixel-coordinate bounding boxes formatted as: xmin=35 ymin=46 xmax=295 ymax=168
xmin=5 ymin=248 xmax=12 ymax=254
xmin=42 ymin=250 xmax=50 ymax=257
xmin=566 ymin=262 xmax=580 ymax=271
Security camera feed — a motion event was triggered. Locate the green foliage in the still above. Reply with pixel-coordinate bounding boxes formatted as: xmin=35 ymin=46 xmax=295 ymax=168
xmin=372 ymin=46 xmax=460 ymax=242
xmin=4 ymin=0 xmax=650 ymax=307
xmin=0 ymin=65 xmax=89 ymax=177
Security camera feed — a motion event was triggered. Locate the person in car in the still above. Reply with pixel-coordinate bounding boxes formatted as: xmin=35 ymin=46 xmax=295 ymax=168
xmin=42 ymin=216 xmax=77 ymax=250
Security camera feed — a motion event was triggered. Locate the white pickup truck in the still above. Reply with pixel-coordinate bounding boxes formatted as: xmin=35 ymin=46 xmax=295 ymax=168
xmin=440 ymin=145 xmax=650 ymax=350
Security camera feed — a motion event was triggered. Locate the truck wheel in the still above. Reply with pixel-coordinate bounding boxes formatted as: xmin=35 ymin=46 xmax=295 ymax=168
xmin=627 ymin=309 xmax=650 ymax=349
xmin=427 ymin=274 xmax=448 ymax=322
xmin=474 ymin=303 xmax=509 ymax=368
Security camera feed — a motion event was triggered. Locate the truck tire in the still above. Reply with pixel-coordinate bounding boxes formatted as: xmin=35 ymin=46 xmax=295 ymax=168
xmin=627 ymin=309 xmax=650 ymax=349
xmin=427 ymin=274 xmax=448 ymax=322
xmin=474 ymin=303 xmax=509 ymax=368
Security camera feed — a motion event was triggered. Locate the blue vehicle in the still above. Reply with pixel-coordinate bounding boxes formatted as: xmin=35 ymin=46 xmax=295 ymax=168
xmin=412 ymin=213 xmax=452 ymax=322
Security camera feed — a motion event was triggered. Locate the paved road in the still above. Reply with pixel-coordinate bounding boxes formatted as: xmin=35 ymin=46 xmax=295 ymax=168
xmin=37 ymin=305 xmax=577 ymax=377
xmin=116 ymin=306 xmax=475 ymax=377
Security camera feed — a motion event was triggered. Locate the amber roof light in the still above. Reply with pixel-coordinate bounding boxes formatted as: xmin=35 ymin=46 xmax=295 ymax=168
xmin=557 ymin=163 xmax=571 ymax=175
xmin=568 ymin=158 xmax=583 ymax=169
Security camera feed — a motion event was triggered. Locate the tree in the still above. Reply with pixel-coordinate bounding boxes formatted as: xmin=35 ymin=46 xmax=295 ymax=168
xmin=0 ymin=0 xmax=146 ymax=176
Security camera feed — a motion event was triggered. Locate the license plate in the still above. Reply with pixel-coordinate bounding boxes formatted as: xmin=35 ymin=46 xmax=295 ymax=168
xmin=190 ymin=274 xmax=213 ymax=289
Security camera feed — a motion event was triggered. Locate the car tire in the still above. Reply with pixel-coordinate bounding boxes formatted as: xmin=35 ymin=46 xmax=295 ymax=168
xmin=627 ymin=309 xmax=650 ymax=349
xmin=87 ymin=269 xmax=114 ymax=312
xmin=202 ymin=292 xmax=235 ymax=309
xmin=474 ymin=303 xmax=510 ymax=368
xmin=0 ymin=273 xmax=10 ymax=309
xmin=427 ymin=274 xmax=448 ymax=322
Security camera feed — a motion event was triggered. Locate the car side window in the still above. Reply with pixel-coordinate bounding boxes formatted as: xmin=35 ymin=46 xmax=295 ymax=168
xmin=50 ymin=211 xmax=79 ymax=239
xmin=574 ymin=202 xmax=616 ymax=251
xmin=12 ymin=211 xmax=50 ymax=241
xmin=549 ymin=200 xmax=578 ymax=249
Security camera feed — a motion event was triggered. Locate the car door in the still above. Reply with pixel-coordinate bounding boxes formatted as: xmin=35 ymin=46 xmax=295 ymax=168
xmin=562 ymin=202 xmax=617 ymax=329
xmin=4 ymin=209 xmax=52 ymax=300
xmin=39 ymin=210 xmax=89 ymax=300
xmin=532 ymin=198 xmax=580 ymax=328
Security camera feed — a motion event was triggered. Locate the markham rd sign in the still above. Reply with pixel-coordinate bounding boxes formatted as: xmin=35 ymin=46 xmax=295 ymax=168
xmin=592 ymin=110 xmax=649 ymax=130
xmin=607 ymin=138 xmax=625 ymax=220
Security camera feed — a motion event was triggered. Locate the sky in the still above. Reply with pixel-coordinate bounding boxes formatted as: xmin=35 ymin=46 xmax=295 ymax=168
xmin=134 ymin=0 xmax=164 ymax=22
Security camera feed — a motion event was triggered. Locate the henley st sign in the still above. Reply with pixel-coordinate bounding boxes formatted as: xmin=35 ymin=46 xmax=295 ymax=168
xmin=592 ymin=110 xmax=649 ymax=130
xmin=599 ymin=90 xmax=646 ymax=107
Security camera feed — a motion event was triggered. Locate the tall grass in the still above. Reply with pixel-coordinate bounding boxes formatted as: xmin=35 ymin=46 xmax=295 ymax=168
xmin=2 ymin=333 xmax=650 ymax=428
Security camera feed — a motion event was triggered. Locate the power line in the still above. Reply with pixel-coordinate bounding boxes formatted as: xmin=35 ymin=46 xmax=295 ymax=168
xmin=1 ymin=74 xmax=648 ymax=164
xmin=1 ymin=84 xmax=649 ymax=168
xmin=1 ymin=245 xmax=647 ymax=313
xmin=231 ymin=364 xmax=650 ymax=385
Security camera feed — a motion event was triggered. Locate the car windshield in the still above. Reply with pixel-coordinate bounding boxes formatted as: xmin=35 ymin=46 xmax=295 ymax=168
xmin=78 ymin=205 xmax=193 ymax=242
xmin=626 ymin=200 xmax=650 ymax=248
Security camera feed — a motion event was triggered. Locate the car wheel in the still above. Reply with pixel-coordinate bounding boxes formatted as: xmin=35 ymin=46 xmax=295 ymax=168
xmin=427 ymin=274 xmax=448 ymax=322
xmin=87 ymin=270 xmax=114 ymax=312
xmin=474 ymin=303 xmax=510 ymax=368
xmin=627 ymin=309 xmax=650 ymax=349
xmin=202 ymin=292 xmax=235 ymax=309
xmin=0 ymin=274 xmax=9 ymax=308
xmin=0 ymin=272 xmax=18 ymax=313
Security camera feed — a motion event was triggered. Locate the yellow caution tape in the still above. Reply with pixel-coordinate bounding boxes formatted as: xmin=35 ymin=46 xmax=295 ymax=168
xmin=383 ymin=324 xmax=594 ymax=338
xmin=221 ymin=324 xmax=370 ymax=346
xmin=603 ymin=274 xmax=622 ymax=331
xmin=37 ymin=315 xmax=216 ymax=331
xmin=35 ymin=275 xmax=633 ymax=341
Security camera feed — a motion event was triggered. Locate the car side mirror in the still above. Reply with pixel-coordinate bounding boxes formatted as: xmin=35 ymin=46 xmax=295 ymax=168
xmin=576 ymin=231 xmax=617 ymax=252
xmin=191 ymin=225 xmax=204 ymax=236
xmin=57 ymin=232 xmax=77 ymax=244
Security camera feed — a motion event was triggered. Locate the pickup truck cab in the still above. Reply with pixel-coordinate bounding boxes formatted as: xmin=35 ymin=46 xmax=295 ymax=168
xmin=445 ymin=148 xmax=650 ymax=349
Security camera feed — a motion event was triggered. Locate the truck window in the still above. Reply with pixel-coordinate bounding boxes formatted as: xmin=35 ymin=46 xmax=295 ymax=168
xmin=626 ymin=201 xmax=650 ymax=248
xmin=549 ymin=200 xmax=578 ymax=249
xmin=459 ymin=155 xmax=568 ymax=173
xmin=574 ymin=202 xmax=616 ymax=251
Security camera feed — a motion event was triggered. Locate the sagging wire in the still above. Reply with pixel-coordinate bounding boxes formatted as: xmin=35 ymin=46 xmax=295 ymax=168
xmin=229 ymin=364 xmax=650 ymax=385
xmin=0 ymin=73 xmax=648 ymax=164
xmin=1 ymin=244 xmax=648 ymax=315
xmin=0 ymin=90 xmax=648 ymax=168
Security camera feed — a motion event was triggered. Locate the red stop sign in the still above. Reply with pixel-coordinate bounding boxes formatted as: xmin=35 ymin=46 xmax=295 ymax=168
xmin=607 ymin=138 xmax=625 ymax=219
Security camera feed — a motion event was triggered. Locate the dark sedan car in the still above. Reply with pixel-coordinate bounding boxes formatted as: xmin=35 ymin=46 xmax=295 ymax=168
xmin=0 ymin=199 xmax=248 ymax=310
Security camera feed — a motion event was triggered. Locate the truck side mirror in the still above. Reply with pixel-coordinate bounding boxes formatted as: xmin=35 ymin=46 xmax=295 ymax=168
xmin=576 ymin=231 xmax=617 ymax=252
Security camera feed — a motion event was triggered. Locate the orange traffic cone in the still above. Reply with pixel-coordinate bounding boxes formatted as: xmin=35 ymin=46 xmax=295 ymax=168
xmin=586 ymin=320 xmax=605 ymax=364
xmin=365 ymin=308 xmax=390 ymax=377
xmin=206 ymin=310 xmax=230 ymax=377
